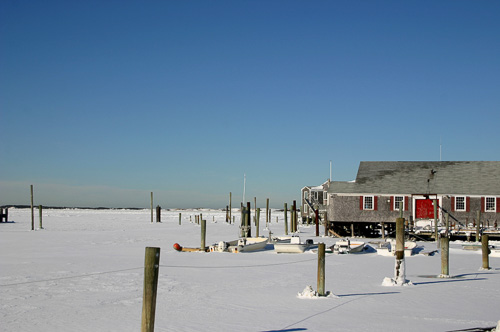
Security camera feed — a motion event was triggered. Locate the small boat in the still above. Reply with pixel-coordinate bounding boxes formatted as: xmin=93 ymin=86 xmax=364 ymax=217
xmin=462 ymin=243 xmax=482 ymax=251
xmin=333 ymin=239 xmax=365 ymax=254
xmin=209 ymin=237 xmax=268 ymax=253
xmin=490 ymin=248 xmax=500 ymax=257
xmin=274 ymin=237 xmax=317 ymax=253
xmin=377 ymin=240 xmax=419 ymax=256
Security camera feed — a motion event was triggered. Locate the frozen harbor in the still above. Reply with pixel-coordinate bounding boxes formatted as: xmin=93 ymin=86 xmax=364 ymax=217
xmin=1 ymin=208 xmax=499 ymax=331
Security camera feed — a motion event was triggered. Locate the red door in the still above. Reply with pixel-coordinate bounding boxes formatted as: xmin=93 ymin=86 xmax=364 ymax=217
xmin=415 ymin=199 xmax=436 ymax=219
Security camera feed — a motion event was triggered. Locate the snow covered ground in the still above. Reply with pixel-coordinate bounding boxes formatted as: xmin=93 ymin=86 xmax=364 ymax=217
xmin=1 ymin=208 xmax=499 ymax=332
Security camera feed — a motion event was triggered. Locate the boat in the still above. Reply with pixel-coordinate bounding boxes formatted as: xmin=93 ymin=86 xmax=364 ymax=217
xmin=209 ymin=237 xmax=268 ymax=253
xmin=332 ymin=239 xmax=365 ymax=254
xmin=490 ymin=248 xmax=500 ymax=257
xmin=462 ymin=243 xmax=482 ymax=251
xmin=274 ymin=237 xmax=317 ymax=253
xmin=376 ymin=240 xmax=419 ymax=256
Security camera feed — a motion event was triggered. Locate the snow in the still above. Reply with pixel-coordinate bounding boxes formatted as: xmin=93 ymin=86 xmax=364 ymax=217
xmin=1 ymin=208 xmax=499 ymax=331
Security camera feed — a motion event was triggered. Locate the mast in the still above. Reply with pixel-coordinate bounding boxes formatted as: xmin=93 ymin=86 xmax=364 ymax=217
xmin=243 ymin=173 xmax=246 ymax=205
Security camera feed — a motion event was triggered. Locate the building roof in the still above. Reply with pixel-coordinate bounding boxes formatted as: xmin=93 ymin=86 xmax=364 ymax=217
xmin=328 ymin=161 xmax=500 ymax=196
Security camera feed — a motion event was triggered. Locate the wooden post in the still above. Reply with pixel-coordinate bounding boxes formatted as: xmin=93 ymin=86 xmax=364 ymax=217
xmin=440 ymin=237 xmax=450 ymax=277
xmin=240 ymin=207 xmax=246 ymax=238
xmin=141 ymin=247 xmax=160 ymax=332
xmin=201 ymin=219 xmax=206 ymax=251
xmin=256 ymin=208 xmax=260 ymax=237
xmin=315 ymin=209 xmax=319 ymax=237
xmin=254 ymin=197 xmax=257 ymax=225
xmin=292 ymin=200 xmax=297 ymax=232
xmin=381 ymin=222 xmax=386 ymax=240
xmin=433 ymin=199 xmax=438 ymax=242
xmin=445 ymin=212 xmax=449 ymax=238
xmin=156 ymin=205 xmax=161 ymax=223
xmin=324 ymin=212 xmax=328 ymax=236
xmin=30 ymin=184 xmax=34 ymax=230
xmin=394 ymin=217 xmax=405 ymax=284
xmin=229 ymin=192 xmax=232 ymax=224
xmin=246 ymin=202 xmax=251 ymax=237
xmin=179 ymin=213 xmax=181 ymax=225
xmin=482 ymin=234 xmax=490 ymax=270
xmin=38 ymin=205 xmax=43 ymax=229
xmin=284 ymin=203 xmax=288 ymax=235
xmin=350 ymin=223 xmax=354 ymax=237
xmin=476 ymin=211 xmax=481 ymax=242
xmin=317 ymin=243 xmax=326 ymax=296
xmin=150 ymin=192 xmax=153 ymax=224
xmin=266 ymin=198 xmax=269 ymax=228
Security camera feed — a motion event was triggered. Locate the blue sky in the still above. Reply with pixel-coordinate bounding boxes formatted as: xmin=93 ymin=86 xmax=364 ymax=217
xmin=1 ymin=1 xmax=499 ymax=208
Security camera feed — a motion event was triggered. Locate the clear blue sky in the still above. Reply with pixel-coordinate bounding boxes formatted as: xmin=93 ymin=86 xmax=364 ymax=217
xmin=1 ymin=1 xmax=499 ymax=208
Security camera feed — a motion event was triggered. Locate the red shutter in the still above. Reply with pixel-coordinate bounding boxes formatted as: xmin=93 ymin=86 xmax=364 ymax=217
xmin=360 ymin=196 xmax=364 ymax=210
xmin=466 ymin=197 xmax=470 ymax=212
xmin=374 ymin=196 xmax=378 ymax=211
xmin=451 ymin=197 xmax=455 ymax=212
xmin=404 ymin=196 xmax=409 ymax=211
xmin=481 ymin=197 xmax=485 ymax=212
xmin=390 ymin=196 xmax=394 ymax=211
xmin=497 ymin=198 xmax=500 ymax=213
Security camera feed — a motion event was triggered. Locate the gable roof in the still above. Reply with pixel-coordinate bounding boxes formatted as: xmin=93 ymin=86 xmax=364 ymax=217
xmin=328 ymin=161 xmax=500 ymax=196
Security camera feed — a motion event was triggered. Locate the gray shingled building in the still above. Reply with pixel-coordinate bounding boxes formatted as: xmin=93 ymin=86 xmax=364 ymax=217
xmin=322 ymin=161 xmax=500 ymax=237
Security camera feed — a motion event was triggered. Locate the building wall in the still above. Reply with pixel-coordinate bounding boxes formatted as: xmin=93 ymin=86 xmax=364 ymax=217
xmin=328 ymin=194 xmax=411 ymax=223
xmin=327 ymin=194 xmax=500 ymax=225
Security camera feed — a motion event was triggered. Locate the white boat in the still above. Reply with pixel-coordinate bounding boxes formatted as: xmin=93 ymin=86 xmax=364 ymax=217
xmin=210 ymin=237 xmax=268 ymax=253
xmin=490 ymin=248 xmax=500 ymax=257
xmin=274 ymin=237 xmax=317 ymax=253
xmin=377 ymin=240 xmax=418 ymax=256
xmin=333 ymin=239 xmax=365 ymax=254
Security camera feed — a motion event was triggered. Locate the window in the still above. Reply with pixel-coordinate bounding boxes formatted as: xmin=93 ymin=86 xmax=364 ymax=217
xmin=364 ymin=196 xmax=374 ymax=210
xmin=394 ymin=196 xmax=404 ymax=211
xmin=486 ymin=197 xmax=496 ymax=212
xmin=313 ymin=191 xmax=318 ymax=200
xmin=455 ymin=196 xmax=466 ymax=211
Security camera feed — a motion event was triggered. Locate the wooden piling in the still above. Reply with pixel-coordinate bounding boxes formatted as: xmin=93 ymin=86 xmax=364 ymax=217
xmin=476 ymin=211 xmax=481 ymax=242
xmin=201 ymin=219 xmax=206 ymax=251
xmin=440 ymin=237 xmax=450 ymax=277
xmin=141 ymin=247 xmax=160 ymax=332
xmin=317 ymin=243 xmax=326 ymax=296
xmin=433 ymin=199 xmax=438 ymax=242
xmin=156 ymin=205 xmax=161 ymax=223
xmin=179 ymin=213 xmax=182 ymax=225
xmin=315 ymin=209 xmax=319 ymax=237
xmin=266 ymin=198 xmax=269 ymax=228
xmin=246 ymin=202 xmax=252 ymax=237
xmin=394 ymin=218 xmax=405 ymax=283
xmin=284 ymin=203 xmax=288 ymax=235
xmin=30 ymin=185 xmax=34 ymax=231
xmin=38 ymin=205 xmax=43 ymax=229
xmin=229 ymin=192 xmax=232 ymax=224
xmin=256 ymin=208 xmax=260 ymax=237
xmin=482 ymin=234 xmax=490 ymax=270
xmin=292 ymin=200 xmax=297 ymax=232
xmin=254 ymin=197 xmax=257 ymax=225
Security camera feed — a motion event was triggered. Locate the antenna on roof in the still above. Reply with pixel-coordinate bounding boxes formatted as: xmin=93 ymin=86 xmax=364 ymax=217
xmin=330 ymin=160 xmax=332 ymax=181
